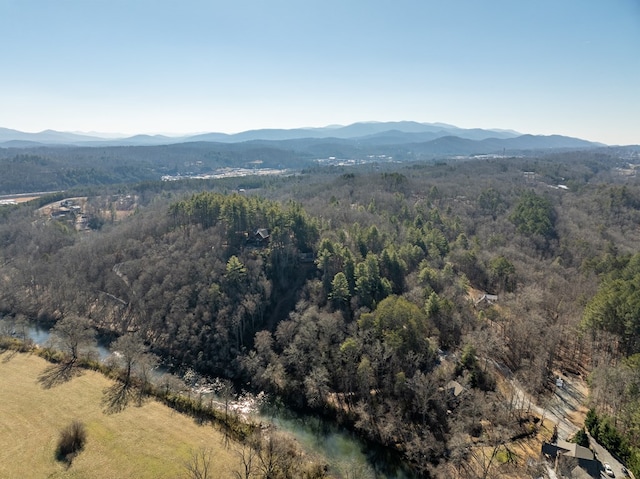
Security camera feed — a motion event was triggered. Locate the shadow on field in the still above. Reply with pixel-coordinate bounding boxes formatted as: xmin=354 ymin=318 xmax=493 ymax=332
xmin=102 ymin=382 xmax=134 ymax=414
xmin=38 ymin=362 xmax=82 ymax=388
xmin=0 ymin=348 xmax=19 ymax=363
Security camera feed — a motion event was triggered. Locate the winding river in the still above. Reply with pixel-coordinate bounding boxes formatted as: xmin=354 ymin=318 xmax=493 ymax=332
xmin=2 ymin=319 xmax=415 ymax=478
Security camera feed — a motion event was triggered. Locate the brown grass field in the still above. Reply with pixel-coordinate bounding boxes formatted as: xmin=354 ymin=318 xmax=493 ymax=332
xmin=0 ymin=351 xmax=240 ymax=478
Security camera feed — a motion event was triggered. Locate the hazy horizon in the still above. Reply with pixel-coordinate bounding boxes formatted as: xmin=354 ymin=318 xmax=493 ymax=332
xmin=1 ymin=1 xmax=639 ymax=145
xmin=3 ymin=120 xmax=525 ymax=139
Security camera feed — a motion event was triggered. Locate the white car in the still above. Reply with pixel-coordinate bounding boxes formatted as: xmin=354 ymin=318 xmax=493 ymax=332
xmin=604 ymin=463 xmax=615 ymax=477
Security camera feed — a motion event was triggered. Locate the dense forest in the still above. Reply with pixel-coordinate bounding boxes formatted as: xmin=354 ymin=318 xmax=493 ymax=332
xmin=2 ymin=149 xmax=640 ymax=477
xmin=0 ymin=140 xmax=635 ymax=195
xmin=0 ymin=143 xmax=315 ymax=194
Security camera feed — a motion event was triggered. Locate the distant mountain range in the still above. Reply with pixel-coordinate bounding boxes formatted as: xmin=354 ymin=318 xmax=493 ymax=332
xmin=0 ymin=121 xmax=635 ymax=196
xmin=0 ymin=122 xmax=605 ymax=153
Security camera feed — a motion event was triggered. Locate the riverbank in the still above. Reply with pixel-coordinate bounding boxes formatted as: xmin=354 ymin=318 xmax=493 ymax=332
xmin=0 ymin=349 xmax=240 ymax=478
xmin=0 ymin=335 xmax=332 ymax=477
xmin=2 ymin=319 xmax=418 ymax=479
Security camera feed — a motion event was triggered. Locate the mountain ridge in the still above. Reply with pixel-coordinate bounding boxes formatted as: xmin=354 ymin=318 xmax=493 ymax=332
xmin=0 ymin=121 xmax=526 ymax=146
xmin=0 ymin=122 xmax=610 ymax=155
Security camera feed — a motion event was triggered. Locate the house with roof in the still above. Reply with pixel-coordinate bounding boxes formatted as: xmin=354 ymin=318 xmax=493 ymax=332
xmin=444 ymin=380 xmax=466 ymax=399
xmin=247 ymin=228 xmax=270 ymax=246
xmin=542 ymin=439 xmax=599 ymax=478
xmin=474 ymin=293 xmax=498 ymax=307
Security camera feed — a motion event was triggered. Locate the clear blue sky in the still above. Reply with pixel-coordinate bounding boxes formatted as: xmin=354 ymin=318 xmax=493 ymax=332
xmin=1 ymin=0 xmax=638 ymax=144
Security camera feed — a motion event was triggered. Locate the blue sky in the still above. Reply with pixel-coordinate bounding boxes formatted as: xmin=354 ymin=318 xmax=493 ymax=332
xmin=1 ymin=0 xmax=638 ymax=144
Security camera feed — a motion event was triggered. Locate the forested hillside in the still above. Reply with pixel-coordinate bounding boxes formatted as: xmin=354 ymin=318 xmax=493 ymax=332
xmin=0 ymin=143 xmax=313 ymax=194
xmin=2 ymin=150 xmax=640 ymax=477
xmin=1 ymin=140 xmax=633 ymax=196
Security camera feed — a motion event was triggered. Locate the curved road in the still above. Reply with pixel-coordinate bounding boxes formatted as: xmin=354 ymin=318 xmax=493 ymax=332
xmin=508 ymin=373 xmax=583 ymax=441
xmin=500 ymin=365 xmax=633 ymax=479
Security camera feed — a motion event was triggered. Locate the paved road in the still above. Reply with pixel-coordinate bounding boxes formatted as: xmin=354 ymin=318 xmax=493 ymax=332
xmin=494 ymin=363 xmax=634 ymax=479
xmin=508 ymin=373 xmax=583 ymax=441
xmin=547 ymin=374 xmax=586 ymax=440
xmin=547 ymin=379 xmax=632 ymax=478
xmin=589 ymin=433 xmax=632 ymax=478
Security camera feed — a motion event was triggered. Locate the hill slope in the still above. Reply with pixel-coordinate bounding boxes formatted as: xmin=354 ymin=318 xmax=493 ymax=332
xmin=0 ymin=352 xmax=238 ymax=479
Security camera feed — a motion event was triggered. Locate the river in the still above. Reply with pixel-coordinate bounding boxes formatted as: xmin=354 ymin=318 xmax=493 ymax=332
xmin=260 ymin=405 xmax=414 ymax=479
xmin=1 ymin=319 xmax=415 ymax=478
xmin=24 ymin=322 xmax=112 ymax=360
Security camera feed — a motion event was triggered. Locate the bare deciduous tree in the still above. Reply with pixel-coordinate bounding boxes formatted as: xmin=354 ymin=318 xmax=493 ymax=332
xmin=184 ymin=447 xmax=213 ymax=479
xmin=233 ymin=441 xmax=257 ymax=479
xmin=48 ymin=314 xmax=96 ymax=364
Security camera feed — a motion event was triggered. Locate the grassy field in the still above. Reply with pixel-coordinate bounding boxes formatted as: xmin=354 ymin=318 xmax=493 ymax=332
xmin=0 ymin=351 xmax=240 ymax=479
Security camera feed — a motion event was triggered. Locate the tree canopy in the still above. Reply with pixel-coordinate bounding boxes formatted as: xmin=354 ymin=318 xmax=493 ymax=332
xmin=510 ymin=190 xmax=556 ymax=239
